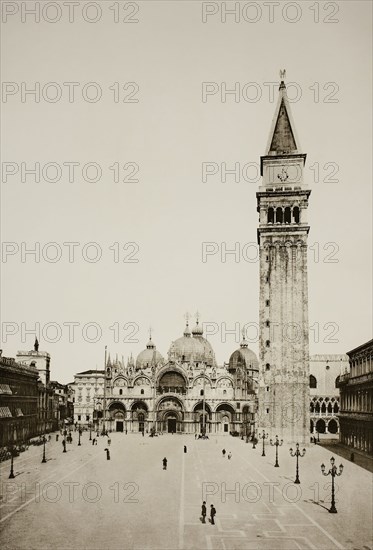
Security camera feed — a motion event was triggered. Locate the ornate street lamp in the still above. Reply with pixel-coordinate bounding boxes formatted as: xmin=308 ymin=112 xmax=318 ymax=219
xmin=289 ymin=443 xmax=306 ymax=483
xmin=8 ymin=445 xmax=16 ymax=479
xmin=41 ymin=408 xmax=47 ymax=463
xmin=41 ymin=435 xmax=47 ymax=463
xmin=260 ymin=431 xmax=268 ymax=457
xmin=321 ymin=456 xmax=343 ymax=513
xmin=270 ymin=435 xmax=283 ymax=467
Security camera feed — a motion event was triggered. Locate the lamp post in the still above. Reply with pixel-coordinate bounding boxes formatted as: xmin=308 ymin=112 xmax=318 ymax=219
xmin=41 ymin=435 xmax=47 ymax=463
xmin=270 ymin=435 xmax=283 ymax=467
xmin=289 ymin=443 xmax=306 ymax=483
xmin=260 ymin=431 xmax=268 ymax=457
xmin=321 ymin=456 xmax=343 ymax=513
xmin=78 ymin=425 xmax=82 ymax=446
xmin=41 ymin=408 xmax=47 ymax=463
xmin=8 ymin=445 xmax=16 ymax=479
xmin=89 ymin=423 xmax=92 ymax=441
xmin=63 ymin=429 xmax=67 ymax=452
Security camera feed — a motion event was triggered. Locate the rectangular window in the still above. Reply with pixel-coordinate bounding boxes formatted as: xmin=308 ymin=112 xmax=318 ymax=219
xmin=236 ymin=403 xmax=240 ymax=409
xmin=78 ymin=415 xmax=81 ymax=421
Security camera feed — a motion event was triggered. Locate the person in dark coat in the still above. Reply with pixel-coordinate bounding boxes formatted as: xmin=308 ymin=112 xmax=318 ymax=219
xmin=222 ymin=449 xmax=226 ymax=458
xmin=162 ymin=457 xmax=167 ymax=470
xmin=210 ymin=504 xmax=216 ymax=525
xmin=184 ymin=445 xmax=187 ymax=453
xmin=201 ymin=501 xmax=206 ymax=523
xmin=104 ymin=448 xmax=110 ymax=460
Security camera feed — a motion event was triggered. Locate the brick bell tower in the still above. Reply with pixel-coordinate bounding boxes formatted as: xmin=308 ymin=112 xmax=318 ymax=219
xmin=256 ymin=72 xmax=310 ymax=444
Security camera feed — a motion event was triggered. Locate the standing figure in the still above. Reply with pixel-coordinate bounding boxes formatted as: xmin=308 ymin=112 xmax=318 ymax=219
xmin=228 ymin=452 xmax=232 ymax=460
xmin=222 ymin=449 xmax=226 ymax=458
xmin=201 ymin=501 xmax=206 ymax=523
xmin=62 ymin=439 xmax=66 ymax=453
xmin=162 ymin=457 xmax=167 ymax=470
xmin=210 ymin=504 xmax=216 ymax=525
xmin=184 ymin=445 xmax=187 ymax=454
xmin=104 ymin=448 xmax=110 ymax=460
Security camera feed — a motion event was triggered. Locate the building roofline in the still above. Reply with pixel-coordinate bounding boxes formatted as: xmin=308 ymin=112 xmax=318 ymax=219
xmin=76 ymin=370 xmax=105 ymax=375
xmin=346 ymin=339 xmax=373 ymax=357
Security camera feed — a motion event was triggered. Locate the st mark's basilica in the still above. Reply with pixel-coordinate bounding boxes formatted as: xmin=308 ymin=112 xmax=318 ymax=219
xmin=73 ymin=317 xmax=259 ymax=436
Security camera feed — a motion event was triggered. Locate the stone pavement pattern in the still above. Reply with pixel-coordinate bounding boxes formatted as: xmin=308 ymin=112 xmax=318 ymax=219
xmin=0 ymin=433 xmax=372 ymax=550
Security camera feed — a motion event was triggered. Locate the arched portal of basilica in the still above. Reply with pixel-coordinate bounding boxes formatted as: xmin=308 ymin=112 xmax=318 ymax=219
xmin=156 ymin=396 xmax=184 ymax=433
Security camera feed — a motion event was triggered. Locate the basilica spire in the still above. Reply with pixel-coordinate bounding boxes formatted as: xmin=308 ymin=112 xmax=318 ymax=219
xmin=183 ymin=312 xmax=191 ymax=337
xmin=265 ymin=70 xmax=301 ymax=156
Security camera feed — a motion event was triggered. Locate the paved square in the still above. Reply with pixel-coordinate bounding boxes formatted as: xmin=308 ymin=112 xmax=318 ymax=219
xmin=1 ymin=433 xmax=372 ymax=550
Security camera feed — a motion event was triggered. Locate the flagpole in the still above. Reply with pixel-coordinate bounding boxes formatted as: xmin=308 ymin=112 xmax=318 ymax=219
xmin=102 ymin=345 xmax=107 ymax=435
xmin=202 ymin=362 xmax=206 ymax=436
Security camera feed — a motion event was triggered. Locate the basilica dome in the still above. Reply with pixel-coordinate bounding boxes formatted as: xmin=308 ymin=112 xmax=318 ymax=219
xmin=135 ymin=337 xmax=164 ymax=370
xmin=228 ymin=334 xmax=259 ymax=373
xmin=168 ymin=320 xmax=217 ymax=367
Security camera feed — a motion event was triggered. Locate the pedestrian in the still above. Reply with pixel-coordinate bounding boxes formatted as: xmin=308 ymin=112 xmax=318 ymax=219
xmin=195 ymin=433 xmax=197 ymax=440
xmin=222 ymin=449 xmax=226 ymax=458
xmin=184 ymin=445 xmax=187 ymax=453
xmin=228 ymin=452 xmax=232 ymax=460
xmin=62 ymin=439 xmax=66 ymax=453
xmin=92 ymin=438 xmax=95 ymax=445
xmin=163 ymin=457 xmax=167 ymax=470
xmin=201 ymin=501 xmax=206 ymax=523
xmin=56 ymin=434 xmax=59 ymax=442
xmin=210 ymin=504 xmax=216 ymax=525
xmin=108 ymin=438 xmax=111 ymax=446
xmin=104 ymin=448 xmax=110 ymax=460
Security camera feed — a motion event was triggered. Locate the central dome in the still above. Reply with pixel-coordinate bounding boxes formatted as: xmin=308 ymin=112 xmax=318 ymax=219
xmin=168 ymin=320 xmax=216 ymax=366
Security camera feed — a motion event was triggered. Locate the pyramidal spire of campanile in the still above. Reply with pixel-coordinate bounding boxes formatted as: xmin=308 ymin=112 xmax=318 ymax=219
xmin=265 ymin=70 xmax=302 ymax=156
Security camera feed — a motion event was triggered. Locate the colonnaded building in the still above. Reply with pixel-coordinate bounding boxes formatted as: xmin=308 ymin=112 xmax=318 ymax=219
xmin=72 ymin=320 xmax=259 ymax=435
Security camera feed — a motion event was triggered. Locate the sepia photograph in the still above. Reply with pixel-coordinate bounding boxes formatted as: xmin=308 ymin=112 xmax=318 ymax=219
xmin=0 ymin=1 xmax=372 ymax=549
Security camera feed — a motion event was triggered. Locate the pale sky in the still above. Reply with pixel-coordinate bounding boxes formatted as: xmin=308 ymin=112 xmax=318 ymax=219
xmin=1 ymin=1 xmax=372 ymax=383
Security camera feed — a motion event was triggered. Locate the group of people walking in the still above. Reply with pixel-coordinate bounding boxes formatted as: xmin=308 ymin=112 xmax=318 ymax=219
xmin=222 ymin=448 xmax=232 ymax=459
xmin=201 ymin=501 xmax=216 ymax=524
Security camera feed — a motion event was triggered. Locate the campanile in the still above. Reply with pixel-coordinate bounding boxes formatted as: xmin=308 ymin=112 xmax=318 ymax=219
xmin=257 ymin=74 xmax=310 ymax=444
